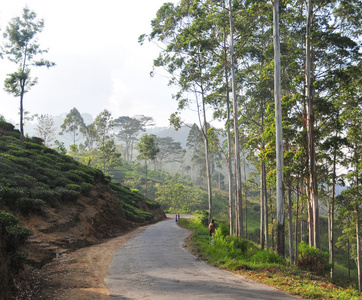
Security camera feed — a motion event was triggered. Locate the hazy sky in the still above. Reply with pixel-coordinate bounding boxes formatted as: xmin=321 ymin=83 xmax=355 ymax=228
xmin=0 ymin=0 xmax=197 ymax=127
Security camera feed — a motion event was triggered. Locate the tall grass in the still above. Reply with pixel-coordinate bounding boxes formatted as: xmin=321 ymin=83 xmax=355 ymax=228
xmin=179 ymin=216 xmax=361 ymax=300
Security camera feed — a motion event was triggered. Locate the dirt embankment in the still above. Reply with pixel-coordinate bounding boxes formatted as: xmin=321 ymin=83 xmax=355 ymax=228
xmin=16 ymin=227 xmax=146 ymax=300
xmin=11 ymin=183 xmax=165 ymax=299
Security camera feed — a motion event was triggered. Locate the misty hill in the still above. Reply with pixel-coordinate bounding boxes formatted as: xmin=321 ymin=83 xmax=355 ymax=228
xmin=0 ymin=120 xmax=165 ymax=299
xmin=146 ymin=125 xmax=191 ymax=148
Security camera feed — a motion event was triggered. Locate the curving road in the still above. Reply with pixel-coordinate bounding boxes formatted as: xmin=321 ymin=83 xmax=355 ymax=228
xmin=105 ymin=219 xmax=298 ymax=299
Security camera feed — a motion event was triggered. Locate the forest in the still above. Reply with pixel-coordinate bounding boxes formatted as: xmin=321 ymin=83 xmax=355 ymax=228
xmin=0 ymin=0 xmax=361 ymax=295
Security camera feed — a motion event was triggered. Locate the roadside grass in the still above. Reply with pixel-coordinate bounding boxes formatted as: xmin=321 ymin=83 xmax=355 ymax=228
xmin=179 ymin=217 xmax=361 ymax=300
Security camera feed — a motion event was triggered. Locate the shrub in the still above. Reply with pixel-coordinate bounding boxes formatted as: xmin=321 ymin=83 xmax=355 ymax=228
xmin=30 ymin=187 xmax=57 ymax=205
xmin=54 ymin=187 xmax=80 ymax=202
xmin=10 ymin=174 xmax=37 ymax=188
xmin=28 ymin=136 xmax=44 ymax=145
xmin=72 ymin=169 xmax=94 ymax=183
xmin=146 ymin=199 xmax=160 ymax=209
xmin=250 ymin=250 xmax=284 ymax=265
xmin=24 ymin=141 xmax=44 ymax=151
xmin=216 ymin=222 xmax=229 ymax=237
xmin=194 ymin=210 xmax=209 ymax=227
xmin=1 ymin=187 xmax=27 ymax=207
xmin=66 ymin=184 xmax=81 ymax=192
xmin=296 ymin=241 xmax=331 ymax=275
xmin=17 ymin=198 xmax=45 ymax=215
xmin=80 ymin=183 xmax=93 ymax=195
xmin=0 ymin=211 xmax=18 ymax=229
xmin=65 ymin=171 xmax=83 ymax=183
xmin=6 ymin=225 xmax=32 ymax=246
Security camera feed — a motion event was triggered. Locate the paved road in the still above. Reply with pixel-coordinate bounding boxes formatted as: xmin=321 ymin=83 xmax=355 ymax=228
xmin=105 ymin=220 xmax=298 ymax=299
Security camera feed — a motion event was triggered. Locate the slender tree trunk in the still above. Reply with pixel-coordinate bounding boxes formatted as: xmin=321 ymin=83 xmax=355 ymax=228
xmin=223 ymin=25 xmax=234 ymax=236
xmin=20 ymin=84 xmax=25 ymax=146
xmin=263 ymin=162 xmax=269 ymax=249
xmin=204 ymin=133 xmax=213 ymax=222
xmin=306 ymin=0 xmax=320 ymax=249
xmin=295 ymin=179 xmax=300 ymax=262
xmin=270 ymin=193 xmax=274 ymax=250
xmin=356 ymin=203 xmax=361 ymax=292
xmin=229 ymin=0 xmax=242 ymax=236
xmin=198 ymin=69 xmax=213 ymax=222
xmin=260 ymin=165 xmax=265 ymax=250
xmin=356 ymin=156 xmax=361 ymax=292
xmin=145 ymin=159 xmax=148 ymax=199
xmin=348 ymin=240 xmax=351 ymax=281
xmin=329 ymin=126 xmax=338 ymax=280
xmin=288 ymin=180 xmax=294 ymax=264
xmin=273 ymin=0 xmax=284 ymax=257
xmin=244 ymin=154 xmax=248 ymax=239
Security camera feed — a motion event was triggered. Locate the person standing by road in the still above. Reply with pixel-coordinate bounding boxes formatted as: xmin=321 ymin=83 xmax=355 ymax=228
xmin=208 ymin=219 xmax=215 ymax=244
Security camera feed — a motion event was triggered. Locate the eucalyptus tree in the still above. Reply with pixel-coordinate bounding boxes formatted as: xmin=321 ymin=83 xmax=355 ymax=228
xmin=114 ymin=115 xmax=155 ymax=163
xmin=271 ymin=0 xmax=285 ymax=257
xmin=137 ymin=134 xmax=160 ymax=199
xmin=338 ymin=61 xmax=362 ymax=291
xmin=141 ymin=1 xmax=221 ymax=221
xmin=154 ymin=136 xmax=185 ymax=171
xmin=2 ymin=7 xmax=55 ymax=145
xmin=35 ymin=114 xmax=57 ymax=146
xmin=93 ymin=109 xmax=116 ymax=173
xmin=60 ymin=107 xmax=87 ymax=149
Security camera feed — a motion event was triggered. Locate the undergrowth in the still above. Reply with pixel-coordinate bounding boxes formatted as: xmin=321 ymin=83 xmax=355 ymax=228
xmin=179 ymin=216 xmax=361 ymax=300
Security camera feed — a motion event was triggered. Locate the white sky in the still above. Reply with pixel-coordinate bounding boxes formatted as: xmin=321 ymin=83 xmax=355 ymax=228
xmin=0 ymin=0 xmax=199 ymax=127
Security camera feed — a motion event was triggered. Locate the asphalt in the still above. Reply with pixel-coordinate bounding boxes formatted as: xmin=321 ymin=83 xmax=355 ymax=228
xmin=105 ymin=219 xmax=298 ymax=299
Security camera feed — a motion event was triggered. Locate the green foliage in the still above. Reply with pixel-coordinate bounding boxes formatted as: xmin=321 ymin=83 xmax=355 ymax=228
xmin=137 ymin=134 xmax=159 ymax=161
xmin=16 ymin=198 xmax=45 ymax=215
xmin=0 ymin=211 xmax=32 ymax=273
xmin=0 ymin=120 xmax=118 ymax=216
xmin=120 ymin=201 xmax=154 ymax=223
xmin=65 ymin=184 xmax=81 ymax=192
xmin=80 ymin=182 xmax=93 ymax=195
xmin=0 ymin=211 xmax=18 ymax=228
xmin=296 ymin=241 xmax=332 ymax=276
xmin=250 ymin=250 xmax=284 ymax=265
xmin=54 ymin=187 xmax=80 ymax=202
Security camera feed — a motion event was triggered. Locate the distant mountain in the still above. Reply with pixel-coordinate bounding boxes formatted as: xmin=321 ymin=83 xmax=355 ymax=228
xmin=146 ymin=126 xmax=191 ymax=148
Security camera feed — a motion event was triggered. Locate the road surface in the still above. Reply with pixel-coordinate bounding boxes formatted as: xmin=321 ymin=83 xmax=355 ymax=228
xmin=105 ymin=219 xmax=298 ymax=299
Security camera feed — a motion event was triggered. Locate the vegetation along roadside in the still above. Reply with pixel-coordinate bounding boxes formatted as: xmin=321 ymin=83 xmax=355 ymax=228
xmin=179 ymin=213 xmax=362 ymax=300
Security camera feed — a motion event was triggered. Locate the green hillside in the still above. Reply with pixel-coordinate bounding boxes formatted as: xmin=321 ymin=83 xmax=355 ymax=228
xmin=0 ymin=120 xmax=165 ymax=299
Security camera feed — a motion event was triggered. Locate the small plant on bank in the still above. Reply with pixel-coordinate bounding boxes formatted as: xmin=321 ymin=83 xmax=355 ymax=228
xmin=296 ymin=241 xmax=332 ymax=276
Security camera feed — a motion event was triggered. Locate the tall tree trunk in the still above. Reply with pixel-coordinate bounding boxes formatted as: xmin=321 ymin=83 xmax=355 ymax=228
xmin=295 ymin=179 xmax=301 ymax=262
xmin=204 ymin=135 xmax=213 ymax=222
xmin=348 ymin=240 xmax=351 ymax=282
xmin=223 ymin=23 xmax=234 ymax=236
xmin=244 ymin=154 xmax=248 ymax=239
xmin=356 ymin=203 xmax=361 ymax=292
xmin=260 ymin=164 xmax=265 ymax=250
xmin=145 ymin=159 xmax=148 ymax=199
xmin=329 ymin=150 xmax=336 ymax=280
xmin=306 ymin=0 xmax=320 ymax=248
xmin=229 ymin=0 xmax=243 ymax=236
xmin=288 ymin=180 xmax=294 ymax=264
xmin=263 ymin=162 xmax=269 ymax=249
xmin=20 ymin=83 xmax=25 ymax=146
xmin=199 ymin=91 xmax=212 ymax=222
xmin=356 ymin=153 xmax=361 ymax=292
xmin=273 ymin=0 xmax=285 ymax=257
